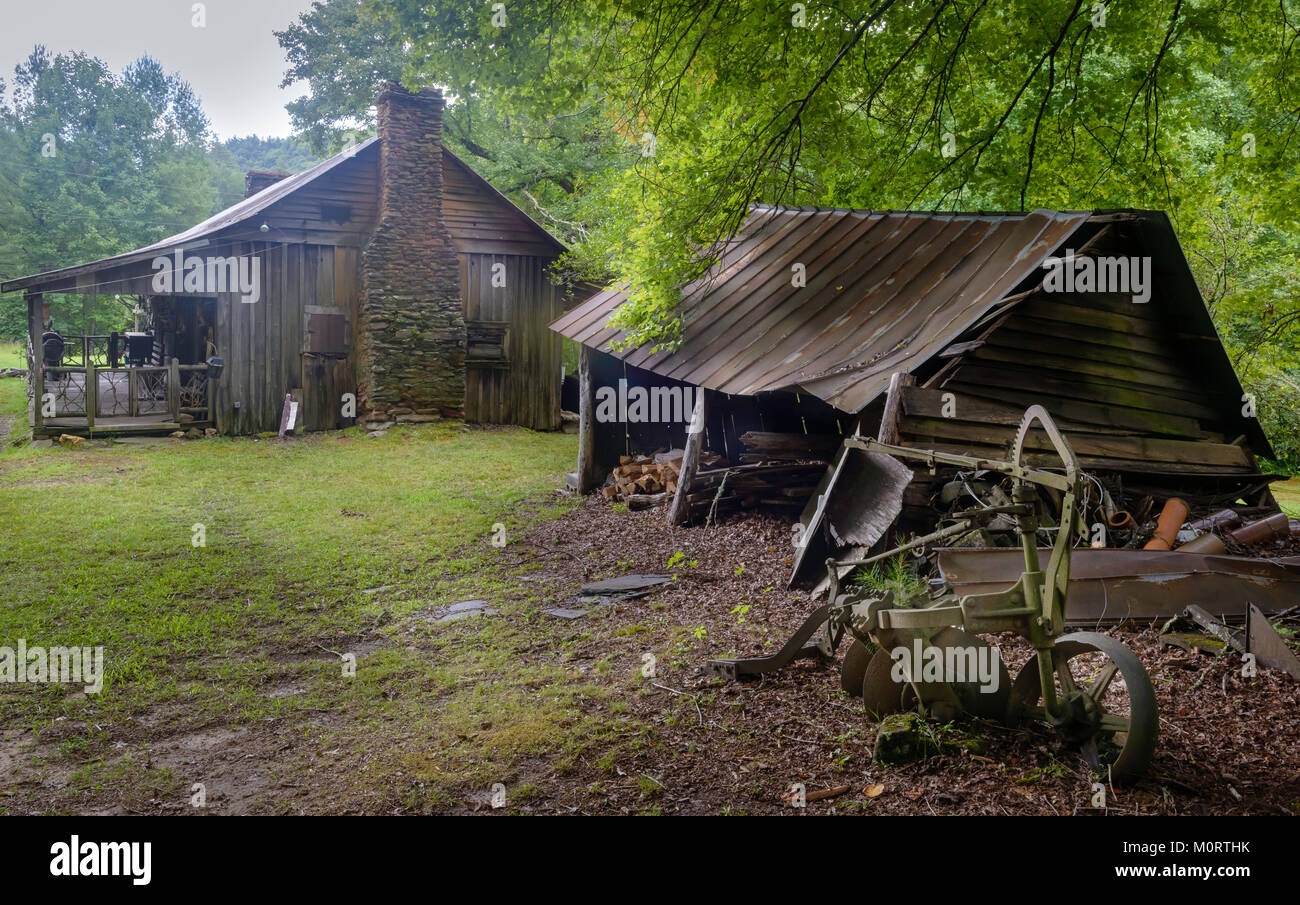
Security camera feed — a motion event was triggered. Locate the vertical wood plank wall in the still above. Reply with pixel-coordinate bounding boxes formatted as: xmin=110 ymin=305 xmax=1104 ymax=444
xmin=212 ymin=241 xmax=361 ymax=435
xmin=461 ymin=252 xmax=563 ymax=431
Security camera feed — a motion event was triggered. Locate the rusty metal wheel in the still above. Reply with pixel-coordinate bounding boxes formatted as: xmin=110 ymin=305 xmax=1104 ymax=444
xmin=1013 ymin=632 xmax=1158 ymax=786
xmin=840 ymin=638 xmax=876 ymax=695
xmin=861 ymin=648 xmax=909 ymax=717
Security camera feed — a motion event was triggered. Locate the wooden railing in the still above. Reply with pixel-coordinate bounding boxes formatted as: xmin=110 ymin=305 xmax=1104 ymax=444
xmin=32 ymin=358 xmax=209 ymax=429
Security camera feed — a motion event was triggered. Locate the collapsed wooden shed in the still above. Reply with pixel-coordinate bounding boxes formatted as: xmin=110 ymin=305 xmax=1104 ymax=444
xmin=551 ymin=207 xmax=1277 ymax=543
xmin=2 ymin=84 xmax=572 ymax=438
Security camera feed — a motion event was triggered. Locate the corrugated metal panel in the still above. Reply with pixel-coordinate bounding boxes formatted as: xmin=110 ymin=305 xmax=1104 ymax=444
xmin=1 ymin=139 xmax=382 ymax=292
xmin=3 ymin=141 xmax=565 ymax=292
xmin=551 ymin=206 xmax=1091 ymax=413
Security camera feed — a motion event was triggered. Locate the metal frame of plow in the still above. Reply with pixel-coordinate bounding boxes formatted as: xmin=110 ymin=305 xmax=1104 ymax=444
xmin=705 ymin=405 xmax=1161 ymax=784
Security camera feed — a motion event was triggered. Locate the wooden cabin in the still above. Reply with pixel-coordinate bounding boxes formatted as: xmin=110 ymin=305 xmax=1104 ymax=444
xmin=552 ymin=207 xmax=1278 ymax=532
xmin=1 ymin=84 xmax=572 ymax=438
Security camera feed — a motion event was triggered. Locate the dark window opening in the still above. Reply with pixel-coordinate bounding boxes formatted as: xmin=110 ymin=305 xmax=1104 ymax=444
xmin=466 ymin=320 xmax=509 ymax=367
xmin=308 ymin=312 xmax=347 ymax=357
xmin=321 ymin=203 xmax=352 ymax=223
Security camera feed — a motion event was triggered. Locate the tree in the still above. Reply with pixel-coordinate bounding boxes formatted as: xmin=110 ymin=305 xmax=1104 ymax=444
xmin=276 ymin=0 xmax=628 ymax=245
xmin=361 ymin=0 xmax=1297 ymax=352
xmin=0 ymin=48 xmax=231 ymax=338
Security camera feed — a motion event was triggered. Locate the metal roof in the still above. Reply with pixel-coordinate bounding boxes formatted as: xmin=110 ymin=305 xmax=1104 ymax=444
xmin=1 ymin=139 xmax=381 ymax=293
xmin=1 ymin=138 xmax=565 ymax=293
xmin=551 ymin=206 xmax=1091 ymax=413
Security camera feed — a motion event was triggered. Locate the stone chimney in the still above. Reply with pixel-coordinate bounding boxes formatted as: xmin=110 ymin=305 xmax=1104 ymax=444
xmin=245 ymin=170 xmax=291 ymax=198
xmin=358 ymin=83 xmax=465 ymax=419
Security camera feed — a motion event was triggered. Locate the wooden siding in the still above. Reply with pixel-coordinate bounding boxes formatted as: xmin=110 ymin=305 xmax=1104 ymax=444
xmin=211 ymin=241 xmax=360 ymax=435
xmin=253 ymin=152 xmax=378 ymax=246
xmin=461 ymin=253 xmax=564 ymax=430
xmin=442 ymin=154 xmax=564 ymax=256
xmin=908 ymin=248 xmax=1261 ymax=476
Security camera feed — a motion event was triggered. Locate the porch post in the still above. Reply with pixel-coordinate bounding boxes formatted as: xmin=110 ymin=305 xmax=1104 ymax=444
xmin=27 ymin=292 xmax=43 ymax=432
xmin=168 ymin=357 xmax=181 ymax=421
xmin=84 ymin=359 xmax=96 ymax=431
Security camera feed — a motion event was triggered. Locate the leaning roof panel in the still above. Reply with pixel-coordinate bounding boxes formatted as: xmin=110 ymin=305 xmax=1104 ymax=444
xmin=551 ymin=207 xmax=1090 ymax=412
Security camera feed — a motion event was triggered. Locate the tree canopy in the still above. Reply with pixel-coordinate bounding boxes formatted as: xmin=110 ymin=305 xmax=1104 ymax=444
xmin=0 ymin=49 xmax=317 ymax=339
xmin=276 ymin=0 xmax=1299 ymax=465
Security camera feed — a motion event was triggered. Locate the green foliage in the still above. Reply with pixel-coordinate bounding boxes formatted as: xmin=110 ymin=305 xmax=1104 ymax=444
xmin=276 ymin=0 xmax=629 ymax=250
xmin=334 ymin=0 xmax=1297 ymax=457
xmin=0 ymin=49 xmax=242 ymax=338
xmin=223 ymin=135 xmax=319 ymax=175
xmin=852 ymin=554 xmax=927 ymax=605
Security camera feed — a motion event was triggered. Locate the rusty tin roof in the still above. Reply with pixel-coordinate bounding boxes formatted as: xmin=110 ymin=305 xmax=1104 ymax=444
xmin=551 ymin=206 xmax=1091 ymax=412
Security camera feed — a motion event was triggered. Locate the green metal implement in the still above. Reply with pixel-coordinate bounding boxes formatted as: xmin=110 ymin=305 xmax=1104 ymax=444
xmin=706 ymin=406 xmax=1159 ymax=784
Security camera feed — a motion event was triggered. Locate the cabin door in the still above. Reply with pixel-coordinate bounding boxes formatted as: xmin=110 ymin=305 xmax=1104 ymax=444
xmin=300 ymin=305 xmax=354 ymax=431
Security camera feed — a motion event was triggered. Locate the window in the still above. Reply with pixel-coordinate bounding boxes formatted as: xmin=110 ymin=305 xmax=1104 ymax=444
xmin=308 ymin=312 xmax=347 ymax=357
xmin=320 ymin=203 xmax=352 ymax=223
xmin=466 ymin=320 xmax=509 ymax=367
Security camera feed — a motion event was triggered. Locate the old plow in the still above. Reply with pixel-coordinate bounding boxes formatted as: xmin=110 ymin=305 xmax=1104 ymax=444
xmin=707 ymin=406 xmax=1159 ymax=784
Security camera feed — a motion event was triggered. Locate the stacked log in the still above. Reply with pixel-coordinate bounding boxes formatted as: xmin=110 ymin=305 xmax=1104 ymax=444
xmin=601 ymin=451 xmax=721 ymax=509
xmin=738 ymin=431 xmax=840 ymax=463
xmin=685 ymin=462 xmax=827 ymax=521
xmin=602 ymin=455 xmax=679 ymax=500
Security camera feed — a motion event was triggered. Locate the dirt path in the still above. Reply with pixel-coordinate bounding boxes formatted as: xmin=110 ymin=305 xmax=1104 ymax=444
xmin=3 ymin=494 xmax=1297 ymax=815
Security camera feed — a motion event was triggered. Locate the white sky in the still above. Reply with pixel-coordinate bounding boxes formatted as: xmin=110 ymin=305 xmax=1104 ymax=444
xmin=0 ymin=0 xmax=317 ymax=139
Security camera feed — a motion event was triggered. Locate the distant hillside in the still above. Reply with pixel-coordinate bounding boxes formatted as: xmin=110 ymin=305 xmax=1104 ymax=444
xmin=224 ymin=136 xmax=319 ymax=175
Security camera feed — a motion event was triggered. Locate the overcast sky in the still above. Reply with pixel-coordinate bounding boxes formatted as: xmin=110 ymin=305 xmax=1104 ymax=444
xmin=0 ymin=0 xmax=317 ymax=140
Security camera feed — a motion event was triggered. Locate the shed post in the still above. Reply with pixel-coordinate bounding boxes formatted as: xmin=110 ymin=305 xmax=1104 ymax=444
xmin=576 ymin=345 xmax=603 ymax=493
xmin=877 ymin=372 xmax=915 ymax=444
xmin=668 ymin=389 xmax=707 ymax=526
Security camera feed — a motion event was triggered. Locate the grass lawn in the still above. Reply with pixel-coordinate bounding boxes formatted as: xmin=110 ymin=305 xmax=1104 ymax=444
xmin=0 ymin=340 xmax=25 ymax=441
xmin=2 ymin=375 xmax=1296 ymax=815
xmin=0 ymin=421 xmax=613 ymax=813
xmin=1273 ymin=476 xmax=1300 ymax=517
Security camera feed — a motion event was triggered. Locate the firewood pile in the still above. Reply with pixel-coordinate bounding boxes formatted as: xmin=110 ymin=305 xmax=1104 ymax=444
xmin=600 ymin=431 xmax=840 ymax=519
xmin=602 ymin=450 xmax=722 ymax=510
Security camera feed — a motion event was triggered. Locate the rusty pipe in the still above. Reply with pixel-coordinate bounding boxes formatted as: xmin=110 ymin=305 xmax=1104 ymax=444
xmin=1227 ymin=512 xmax=1290 ymax=546
xmin=1107 ymin=510 xmax=1136 ymax=530
xmin=1187 ymin=509 xmax=1241 ymax=534
xmin=1175 ymin=532 xmax=1227 ymax=555
xmin=1143 ymin=498 xmax=1189 ymax=551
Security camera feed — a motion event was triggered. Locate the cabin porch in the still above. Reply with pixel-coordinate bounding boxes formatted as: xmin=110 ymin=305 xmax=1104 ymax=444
xmin=27 ymin=330 xmax=217 ymax=438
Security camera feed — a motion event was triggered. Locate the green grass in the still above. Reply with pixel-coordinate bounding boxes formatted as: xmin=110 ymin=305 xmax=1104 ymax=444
xmin=0 ymin=340 xmax=25 ymax=436
xmin=0 ymin=422 xmax=617 ymax=812
xmin=1273 ymin=477 xmax=1300 ymax=517
xmin=0 ymin=340 xmax=22 ymax=369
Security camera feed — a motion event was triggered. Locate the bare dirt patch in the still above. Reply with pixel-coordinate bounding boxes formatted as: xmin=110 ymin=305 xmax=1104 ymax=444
xmin=476 ymin=497 xmax=1300 ymax=815
xmin=4 ymin=493 xmax=1297 ymax=815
